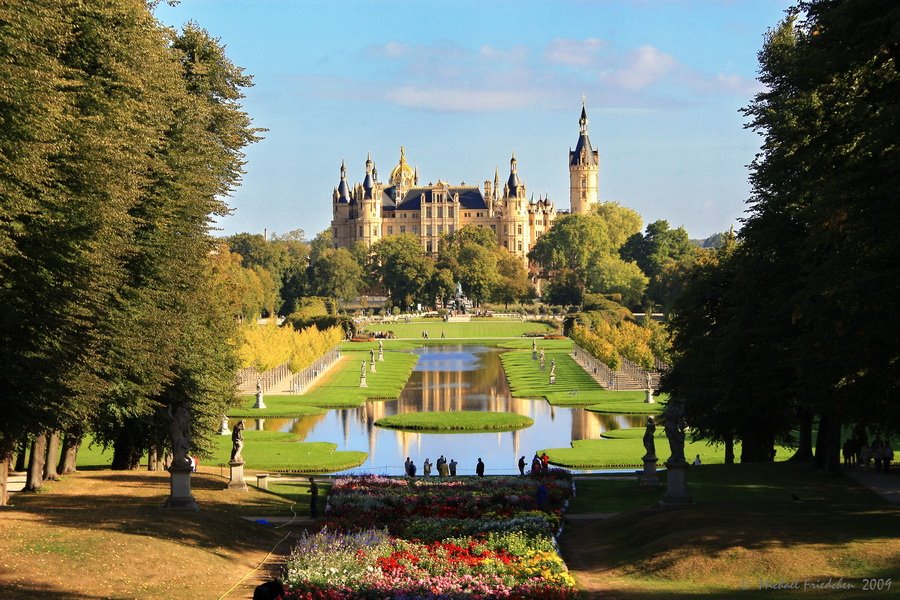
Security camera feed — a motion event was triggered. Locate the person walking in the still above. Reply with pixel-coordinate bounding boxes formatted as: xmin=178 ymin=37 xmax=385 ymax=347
xmin=308 ymin=478 xmax=319 ymax=518
xmin=518 ymin=456 xmax=526 ymax=476
xmin=476 ymin=458 xmax=485 ymax=477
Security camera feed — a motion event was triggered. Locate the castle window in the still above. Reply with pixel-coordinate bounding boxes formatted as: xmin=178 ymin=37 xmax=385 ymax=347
xmin=476 ymin=212 xmax=482 ymax=218
xmin=504 ymin=225 xmax=508 ymax=234
xmin=438 ymin=225 xmax=444 ymax=235
xmin=437 ymin=207 xmax=443 ymax=218
xmin=426 ymin=242 xmax=433 ymax=253
xmin=449 ymin=225 xmax=455 ymax=234
xmin=400 ymin=226 xmax=406 ymax=234
xmin=465 ymin=212 xmax=470 ymax=217
xmin=373 ymin=226 xmax=378 ymax=236
xmin=427 ymin=225 xmax=433 ymax=236
xmin=412 ymin=226 xmax=418 ymax=234
xmin=581 ymin=176 xmax=586 ymax=188
xmin=517 ymin=241 xmax=522 ymax=252
xmin=517 ymin=224 xmax=522 ymax=235
xmin=388 ymin=226 xmax=393 ymax=235
xmin=581 ymin=190 xmax=586 ymax=199
xmin=448 ymin=207 xmax=454 ymax=218
xmin=333 ymin=228 xmax=337 ymax=238
xmin=490 ymin=224 xmax=496 ymax=232
xmin=426 ymin=207 xmax=432 ymax=218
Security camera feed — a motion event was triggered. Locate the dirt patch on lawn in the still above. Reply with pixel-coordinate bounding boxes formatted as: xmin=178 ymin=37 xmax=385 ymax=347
xmin=0 ymin=469 xmax=316 ymax=599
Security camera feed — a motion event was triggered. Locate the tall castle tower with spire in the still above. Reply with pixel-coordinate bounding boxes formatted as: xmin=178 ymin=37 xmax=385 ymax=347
xmin=569 ymin=101 xmax=599 ymax=214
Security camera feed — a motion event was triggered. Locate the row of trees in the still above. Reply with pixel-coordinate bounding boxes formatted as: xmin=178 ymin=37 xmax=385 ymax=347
xmin=663 ymin=0 xmax=899 ymax=469
xmin=239 ymin=321 xmax=343 ymax=374
xmin=0 ymin=0 xmax=259 ymax=501
xmin=570 ymin=313 xmax=670 ymax=371
xmin=222 ymin=203 xmax=706 ymax=320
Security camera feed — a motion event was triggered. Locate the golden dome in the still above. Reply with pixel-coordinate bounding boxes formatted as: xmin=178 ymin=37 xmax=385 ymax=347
xmin=389 ymin=146 xmax=416 ymax=187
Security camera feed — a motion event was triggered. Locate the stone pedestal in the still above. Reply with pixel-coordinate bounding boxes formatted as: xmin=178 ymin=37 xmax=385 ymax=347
xmin=228 ymin=461 xmax=248 ymax=491
xmin=645 ymin=389 xmax=654 ymax=403
xmin=256 ymin=473 xmax=269 ymax=490
xmin=532 ymin=351 xmax=538 ymax=360
xmin=549 ymin=375 xmax=556 ymax=385
xmin=255 ymin=418 xmax=265 ymax=430
xmin=219 ymin=416 xmax=230 ymax=435
xmin=638 ymin=457 xmax=659 ymax=486
xmin=165 ymin=465 xmax=199 ymax=510
xmin=253 ymin=391 xmax=266 ymax=409
xmin=359 ymin=373 xmax=368 ymax=388
xmin=540 ymin=360 xmax=545 ymax=370
xmin=378 ymin=348 xmax=384 ymax=361
xmin=661 ymin=460 xmax=692 ymax=505
xmin=370 ymin=361 xmax=376 ymax=373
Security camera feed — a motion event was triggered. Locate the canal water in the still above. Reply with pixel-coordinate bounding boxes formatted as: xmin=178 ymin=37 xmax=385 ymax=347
xmin=245 ymin=345 xmax=644 ymax=475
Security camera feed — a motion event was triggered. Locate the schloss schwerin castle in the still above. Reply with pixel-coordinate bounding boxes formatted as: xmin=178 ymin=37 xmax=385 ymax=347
xmin=330 ymin=103 xmax=599 ymax=261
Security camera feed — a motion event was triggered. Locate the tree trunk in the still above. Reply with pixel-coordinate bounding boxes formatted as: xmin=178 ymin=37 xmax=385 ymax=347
xmin=0 ymin=450 xmax=11 ymax=507
xmin=26 ymin=434 xmax=47 ymax=492
xmin=58 ymin=431 xmax=82 ymax=475
xmin=14 ymin=439 xmax=28 ymax=472
xmin=814 ymin=412 xmax=842 ymax=473
xmin=724 ymin=436 xmax=735 ymax=465
xmin=111 ymin=428 xmax=142 ymax=470
xmin=44 ymin=432 xmax=61 ymax=481
xmin=792 ymin=409 xmax=814 ymax=462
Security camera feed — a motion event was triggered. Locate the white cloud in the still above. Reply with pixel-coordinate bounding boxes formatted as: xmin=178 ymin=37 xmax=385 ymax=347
xmin=332 ymin=38 xmax=758 ymax=112
xmin=599 ymin=45 xmax=677 ymax=90
xmin=384 ymin=87 xmax=538 ymax=112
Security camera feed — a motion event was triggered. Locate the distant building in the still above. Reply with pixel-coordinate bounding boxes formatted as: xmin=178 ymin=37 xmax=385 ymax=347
xmin=330 ymin=102 xmax=599 ymax=260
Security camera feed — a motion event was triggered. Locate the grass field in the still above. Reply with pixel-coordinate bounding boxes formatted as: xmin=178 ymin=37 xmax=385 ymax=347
xmin=374 ymin=410 xmax=534 ymax=432
xmin=359 ymin=318 xmax=555 ymax=339
xmin=501 ymin=348 xmax=668 ymax=410
xmin=543 ymin=430 xmax=795 ymax=469
xmin=561 ymin=462 xmax=900 ymax=598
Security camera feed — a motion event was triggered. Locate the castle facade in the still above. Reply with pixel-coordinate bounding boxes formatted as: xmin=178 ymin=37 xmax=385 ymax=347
xmin=330 ymin=104 xmax=599 ymax=260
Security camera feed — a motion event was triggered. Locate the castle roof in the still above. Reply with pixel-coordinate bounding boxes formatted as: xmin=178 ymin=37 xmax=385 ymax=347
xmin=386 ymin=186 xmax=488 ymax=211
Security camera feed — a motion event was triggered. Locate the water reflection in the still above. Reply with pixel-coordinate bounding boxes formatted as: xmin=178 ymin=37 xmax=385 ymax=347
xmin=244 ymin=345 xmax=645 ymax=475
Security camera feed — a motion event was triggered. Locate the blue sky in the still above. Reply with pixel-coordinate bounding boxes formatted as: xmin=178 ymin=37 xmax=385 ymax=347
xmin=155 ymin=0 xmax=794 ymax=240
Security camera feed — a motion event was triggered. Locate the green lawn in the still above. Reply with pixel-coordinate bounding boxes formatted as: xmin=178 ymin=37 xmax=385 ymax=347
xmin=561 ymin=462 xmax=900 ymax=598
xmin=230 ymin=348 xmax=418 ymax=413
xmin=500 ymin=348 xmax=668 ymax=409
xmin=374 ymin=410 xmax=534 ymax=432
xmin=543 ymin=429 xmax=794 ymax=468
xmin=209 ymin=432 xmax=365 ymax=473
xmin=360 ymin=318 xmax=555 ymax=339
xmin=75 ymin=431 xmax=367 ymax=474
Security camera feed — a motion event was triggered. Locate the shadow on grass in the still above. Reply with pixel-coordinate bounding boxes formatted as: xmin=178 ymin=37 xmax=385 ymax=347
xmin=8 ymin=471 xmax=294 ymax=553
xmin=561 ymin=463 xmax=900 ymax=599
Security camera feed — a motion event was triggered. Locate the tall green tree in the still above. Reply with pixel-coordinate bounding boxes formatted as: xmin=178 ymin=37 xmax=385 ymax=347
xmin=371 ymin=234 xmax=433 ymax=309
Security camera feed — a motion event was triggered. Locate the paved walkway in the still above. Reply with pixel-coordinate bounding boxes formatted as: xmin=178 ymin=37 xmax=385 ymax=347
xmin=846 ymin=467 xmax=900 ymax=504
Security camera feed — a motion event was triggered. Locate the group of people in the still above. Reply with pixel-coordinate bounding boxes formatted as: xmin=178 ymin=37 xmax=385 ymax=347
xmin=844 ymin=436 xmax=895 ymax=472
xmin=405 ymin=455 xmax=460 ymax=477
xmin=518 ymin=452 xmax=550 ymax=476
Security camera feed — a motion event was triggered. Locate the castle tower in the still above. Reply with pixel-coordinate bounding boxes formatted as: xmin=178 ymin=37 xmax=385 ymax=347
xmin=500 ymin=153 xmax=530 ymax=259
xmin=389 ymin=146 xmax=416 ymax=198
xmin=356 ymin=153 xmax=383 ymax=247
xmin=569 ymin=101 xmax=599 ymax=214
xmin=331 ymin=160 xmax=352 ymax=247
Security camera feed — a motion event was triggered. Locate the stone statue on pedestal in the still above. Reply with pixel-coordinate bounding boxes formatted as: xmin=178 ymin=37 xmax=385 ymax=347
xmin=168 ymin=404 xmax=192 ymax=469
xmin=664 ymin=403 xmax=687 ymax=464
xmin=230 ymin=420 xmax=245 ymax=463
xmin=642 ymin=416 xmax=656 ymax=460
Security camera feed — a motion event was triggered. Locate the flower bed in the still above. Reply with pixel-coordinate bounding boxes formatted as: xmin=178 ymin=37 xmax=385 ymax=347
xmin=283 ymin=472 xmax=577 ymax=599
